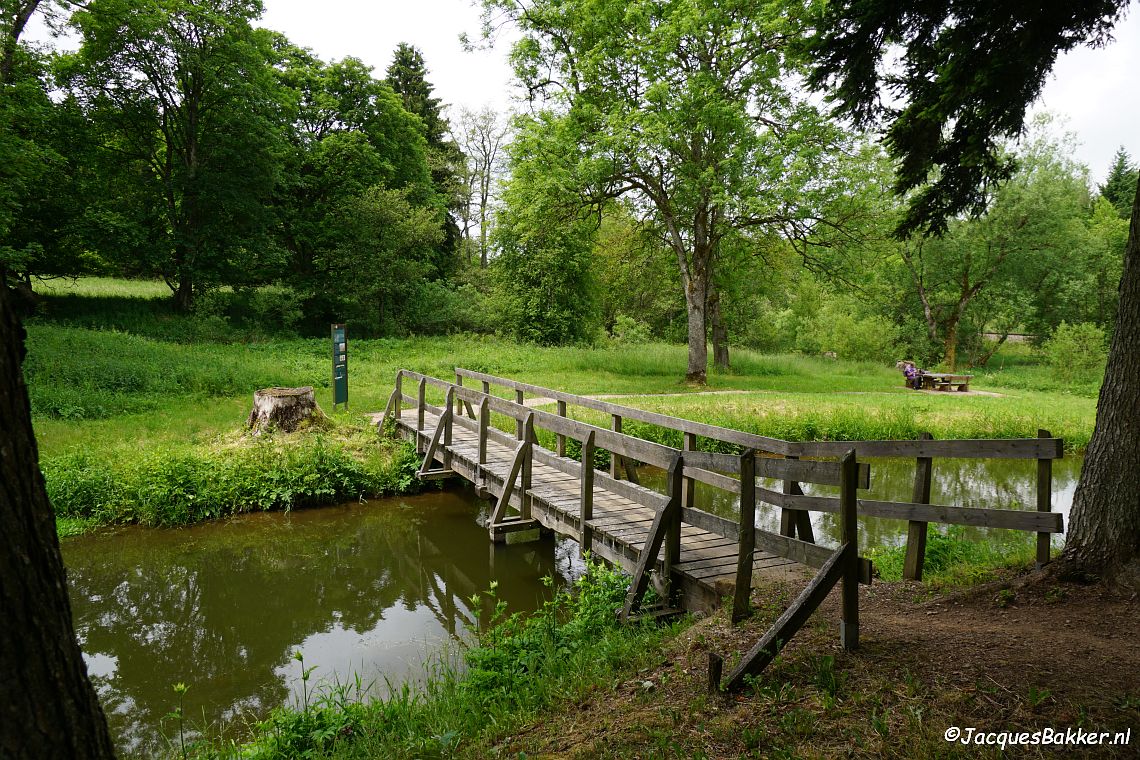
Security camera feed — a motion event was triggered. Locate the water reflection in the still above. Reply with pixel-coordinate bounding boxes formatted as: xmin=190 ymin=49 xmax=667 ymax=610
xmin=641 ymin=456 xmax=1083 ymax=550
xmin=63 ymin=488 xmax=580 ymax=757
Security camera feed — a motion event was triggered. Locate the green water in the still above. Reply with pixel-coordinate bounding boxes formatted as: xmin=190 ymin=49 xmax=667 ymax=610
xmin=65 ymin=455 xmax=1082 ymax=755
xmin=63 ymin=488 xmax=577 ymax=757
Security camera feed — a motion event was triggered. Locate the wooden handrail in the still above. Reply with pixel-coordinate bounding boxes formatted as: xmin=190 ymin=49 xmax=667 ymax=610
xmin=453 ymin=367 xmax=1065 ymax=460
xmin=392 ymin=369 xmax=1062 ymax=587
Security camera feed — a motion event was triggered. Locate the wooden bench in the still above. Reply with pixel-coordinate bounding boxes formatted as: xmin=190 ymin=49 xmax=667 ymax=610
xmin=921 ymin=373 xmax=972 ymax=392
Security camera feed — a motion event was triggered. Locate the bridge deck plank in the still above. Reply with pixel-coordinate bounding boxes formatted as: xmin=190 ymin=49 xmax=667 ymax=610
xmin=394 ymin=408 xmax=809 ymax=605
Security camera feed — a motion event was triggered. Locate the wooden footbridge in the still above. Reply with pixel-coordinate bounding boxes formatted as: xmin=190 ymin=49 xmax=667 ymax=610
xmin=379 ymin=368 xmax=1064 ymax=689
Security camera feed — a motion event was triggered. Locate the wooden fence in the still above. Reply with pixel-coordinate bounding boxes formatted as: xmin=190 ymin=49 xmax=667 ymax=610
xmin=447 ymin=368 xmax=1065 ymax=580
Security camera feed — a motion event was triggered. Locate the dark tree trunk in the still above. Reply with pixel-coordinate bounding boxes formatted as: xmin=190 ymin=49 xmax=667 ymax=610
xmin=0 ymin=284 xmax=116 ymax=757
xmin=1064 ymin=172 xmax=1140 ymax=579
xmin=709 ymin=288 xmax=729 ymax=371
xmin=173 ymin=270 xmax=193 ymax=313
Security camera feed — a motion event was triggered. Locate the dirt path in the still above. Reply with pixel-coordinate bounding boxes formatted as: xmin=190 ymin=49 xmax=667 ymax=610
xmin=497 ymin=573 xmax=1139 ymax=759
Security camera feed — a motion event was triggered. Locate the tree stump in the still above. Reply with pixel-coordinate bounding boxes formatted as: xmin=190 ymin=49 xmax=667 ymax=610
xmin=246 ymin=387 xmax=325 ymax=434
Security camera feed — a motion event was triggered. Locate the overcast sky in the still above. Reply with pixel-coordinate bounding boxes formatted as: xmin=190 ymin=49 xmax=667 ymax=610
xmin=29 ymin=0 xmax=1140 ymax=183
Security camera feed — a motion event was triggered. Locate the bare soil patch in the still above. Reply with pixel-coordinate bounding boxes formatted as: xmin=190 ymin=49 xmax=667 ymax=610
xmin=492 ymin=571 xmax=1139 ymax=758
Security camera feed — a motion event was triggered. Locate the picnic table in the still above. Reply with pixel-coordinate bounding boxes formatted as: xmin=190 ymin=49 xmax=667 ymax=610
xmin=909 ymin=372 xmax=972 ymax=392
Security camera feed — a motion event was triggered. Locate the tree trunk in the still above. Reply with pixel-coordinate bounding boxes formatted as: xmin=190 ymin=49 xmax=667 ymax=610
xmin=0 ymin=282 xmax=117 ymax=757
xmin=246 ymin=386 xmax=325 ymax=434
xmin=709 ymin=288 xmax=729 ymax=371
xmin=681 ymin=258 xmax=709 ymax=384
xmin=943 ymin=319 xmax=958 ymax=371
xmin=173 ymin=270 xmax=193 ymax=313
xmin=1064 ymin=172 xmax=1140 ymax=580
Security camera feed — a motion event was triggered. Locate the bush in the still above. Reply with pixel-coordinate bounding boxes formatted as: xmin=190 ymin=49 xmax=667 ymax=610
xmin=799 ymin=299 xmax=901 ymax=363
xmin=1043 ymin=321 xmax=1107 ymax=383
xmin=610 ymin=314 xmax=653 ymax=344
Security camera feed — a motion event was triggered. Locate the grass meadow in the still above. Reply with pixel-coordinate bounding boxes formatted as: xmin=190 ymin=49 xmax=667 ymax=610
xmin=23 ymin=277 xmax=1096 ymax=533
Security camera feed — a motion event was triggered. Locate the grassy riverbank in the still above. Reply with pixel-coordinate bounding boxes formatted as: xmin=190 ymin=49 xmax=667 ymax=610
xmin=24 ymin=277 xmax=1097 ymax=535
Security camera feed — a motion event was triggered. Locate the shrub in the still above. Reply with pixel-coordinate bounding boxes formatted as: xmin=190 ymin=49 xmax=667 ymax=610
xmin=1043 ymin=321 xmax=1107 ymax=383
xmin=610 ymin=314 xmax=653 ymax=344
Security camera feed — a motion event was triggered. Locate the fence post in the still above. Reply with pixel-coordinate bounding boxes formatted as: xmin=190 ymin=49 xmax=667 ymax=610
xmin=416 ymin=377 xmax=427 ymax=453
xmin=443 ymin=387 xmax=454 ymax=449
xmin=1036 ymin=429 xmax=1053 ymax=568
xmin=610 ymin=414 xmax=623 ymax=479
xmin=477 ymin=400 xmax=489 ymax=467
xmin=394 ymin=371 xmax=402 ymax=420
xmin=682 ymin=432 xmax=697 ymax=511
xmin=732 ymin=449 xmax=757 ymax=624
xmin=903 ymin=432 xmax=934 ymax=581
xmin=556 ymin=400 xmax=568 ymax=457
xmin=482 ymin=380 xmax=490 ymax=396
xmin=515 ymin=389 xmax=525 ymax=438
xmin=839 ymin=449 xmax=860 ymax=650
xmin=580 ymin=431 xmax=595 ymax=557
xmin=780 ymin=455 xmax=813 ymax=541
xmin=521 ymin=412 xmax=534 ymax=519
xmin=663 ymin=453 xmax=684 ymax=605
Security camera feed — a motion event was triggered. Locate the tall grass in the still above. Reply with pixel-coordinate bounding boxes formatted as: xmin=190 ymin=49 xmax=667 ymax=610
xmin=867 ymin=525 xmax=1037 ymax=587
xmin=44 ymin=432 xmax=421 ymax=528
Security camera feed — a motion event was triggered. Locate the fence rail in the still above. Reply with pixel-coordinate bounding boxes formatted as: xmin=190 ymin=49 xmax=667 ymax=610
xmin=438 ymin=368 xmax=1065 ymax=580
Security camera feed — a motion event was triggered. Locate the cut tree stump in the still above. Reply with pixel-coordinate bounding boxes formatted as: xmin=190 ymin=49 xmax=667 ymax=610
xmin=246 ymin=387 xmax=325 ymax=434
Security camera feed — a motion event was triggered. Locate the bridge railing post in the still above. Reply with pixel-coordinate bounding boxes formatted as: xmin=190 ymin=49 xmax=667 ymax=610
xmin=515 ymin=389 xmax=525 ymax=438
xmin=416 ymin=377 xmax=427 ymax=453
xmin=557 ymin=400 xmax=568 ymax=457
xmin=663 ymin=453 xmax=684 ymax=604
xmin=521 ymin=412 xmax=534 ymax=519
xmin=1036 ymin=429 xmax=1053 ymax=568
xmin=732 ymin=449 xmax=757 ymax=624
xmin=779 ymin=455 xmax=813 ymax=542
xmin=681 ymin=432 xmax=696 ymax=510
xmin=840 ymin=449 xmax=860 ymax=650
xmin=394 ymin=371 xmax=402 ymax=420
xmin=477 ymin=399 xmax=489 ymax=466
xmin=443 ymin=387 xmax=455 ymax=450
xmin=903 ymin=432 xmax=934 ymax=580
xmin=580 ymin=431 xmax=595 ymax=557
xmin=610 ymin=414 xmax=622 ymax=479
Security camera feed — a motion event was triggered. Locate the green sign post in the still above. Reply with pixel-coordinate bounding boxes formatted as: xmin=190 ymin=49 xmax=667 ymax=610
xmin=331 ymin=323 xmax=348 ymax=409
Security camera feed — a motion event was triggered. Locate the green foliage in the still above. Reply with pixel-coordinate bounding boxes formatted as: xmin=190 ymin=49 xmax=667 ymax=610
xmin=491 ymin=116 xmax=600 ymax=346
xmin=1099 ymin=147 xmax=1139 ymax=219
xmin=1043 ymin=321 xmax=1107 ymax=384
xmin=807 ymin=0 xmax=1127 ymax=237
xmin=63 ymin=0 xmax=286 ymax=308
xmin=44 ymin=435 xmax=421 ymax=528
xmin=611 ymin=314 xmax=654 ymax=345
xmin=868 ymin=526 xmax=1036 ymax=586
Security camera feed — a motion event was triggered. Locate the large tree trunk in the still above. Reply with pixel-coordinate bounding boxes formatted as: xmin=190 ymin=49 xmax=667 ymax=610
xmin=943 ymin=318 xmax=959 ymax=371
xmin=1064 ymin=173 xmax=1140 ymax=580
xmin=709 ymin=288 xmax=729 ymax=371
xmin=0 ymin=282 xmax=116 ymax=757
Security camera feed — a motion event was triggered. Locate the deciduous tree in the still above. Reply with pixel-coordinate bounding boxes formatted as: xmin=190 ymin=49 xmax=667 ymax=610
xmin=63 ymin=0 xmax=285 ymax=310
xmin=808 ymin=0 xmax=1140 ymax=579
xmin=480 ymin=0 xmax=852 ymax=382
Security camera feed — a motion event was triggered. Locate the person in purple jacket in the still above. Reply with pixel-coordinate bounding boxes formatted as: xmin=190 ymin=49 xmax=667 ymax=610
xmin=897 ymin=360 xmax=925 ymax=390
